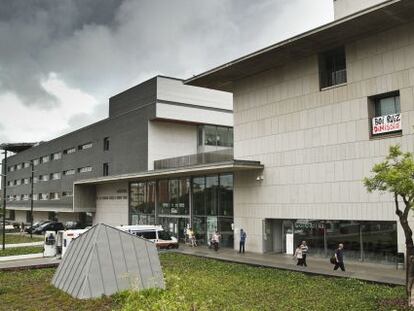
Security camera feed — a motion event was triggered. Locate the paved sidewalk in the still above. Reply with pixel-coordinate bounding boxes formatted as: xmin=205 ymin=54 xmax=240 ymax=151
xmin=5 ymin=241 xmax=44 ymax=248
xmin=176 ymin=246 xmax=405 ymax=286
xmin=0 ymin=256 xmax=59 ymax=271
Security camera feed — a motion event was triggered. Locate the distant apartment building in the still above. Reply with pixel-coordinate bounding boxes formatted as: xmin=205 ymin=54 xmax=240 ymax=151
xmin=186 ymin=0 xmax=414 ymax=263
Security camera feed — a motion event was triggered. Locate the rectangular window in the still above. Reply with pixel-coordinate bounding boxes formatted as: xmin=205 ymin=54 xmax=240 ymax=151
xmin=64 ymin=147 xmax=76 ymax=154
xmin=78 ymin=142 xmax=93 ymax=150
xmin=78 ymin=166 xmax=92 ymax=173
xmin=23 ymin=178 xmax=29 ymax=184
xmin=16 ymin=179 xmax=21 ymax=186
xmin=370 ymin=91 xmax=401 ymax=137
xmin=40 ymin=193 xmax=49 ymax=200
xmin=33 ymin=159 xmax=40 ymax=166
xmin=63 ymin=169 xmax=75 ymax=176
xmin=50 ymin=192 xmax=60 ymax=200
xmin=40 ymin=175 xmax=49 ymax=182
xmin=9 ymin=166 xmax=15 ymax=172
xmin=319 ymin=46 xmax=347 ymax=89
xmin=50 ymin=172 xmax=61 ymax=180
xmin=41 ymin=155 xmax=50 ymax=163
xmin=201 ymin=125 xmax=234 ymax=147
xmin=7 ymin=181 xmax=12 ymax=187
xmin=7 ymin=209 xmax=15 ymax=220
xmin=33 ymin=176 xmax=39 ymax=183
xmin=23 ymin=194 xmax=29 ymax=201
xmin=16 ymin=163 xmax=22 ymax=170
xmin=32 ymin=194 xmax=38 ymax=201
xmin=26 ymin=211 xmax=32 ymax=223
xmin=62 ymin=191 xmax=73 ymax=197
xmin=103 ymin=137 xmax=110 ymax=151
xmin=103 ymin=163 xmax=109 ymax=176
xmin=52 ymin=152 xmax=62 ymax=160
xmin=24 ymin=162 xmax=30 ymax=168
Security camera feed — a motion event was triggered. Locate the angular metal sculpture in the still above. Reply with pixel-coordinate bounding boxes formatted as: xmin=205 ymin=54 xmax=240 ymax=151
xmin=52 ymin=223 xmax=165 ymax=299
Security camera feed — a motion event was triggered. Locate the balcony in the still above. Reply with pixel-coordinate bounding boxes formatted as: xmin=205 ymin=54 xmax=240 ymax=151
xmin=154 ymin=149 xmax=233 ymax=170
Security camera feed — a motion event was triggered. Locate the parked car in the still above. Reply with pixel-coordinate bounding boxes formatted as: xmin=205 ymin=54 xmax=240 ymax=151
xmin=33 ymin=222 xmax=65 ymax=235
xmin=26 ymin=220 xmax=51 ymax=234
xmin=64 ymin=221 xmax=87 ymax=230
xmin=117 ymin=225 xmax=179 ymax=249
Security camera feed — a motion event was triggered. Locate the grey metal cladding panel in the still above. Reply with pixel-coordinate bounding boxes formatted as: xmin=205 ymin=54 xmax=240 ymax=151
xmin=85 ymin=250 xmax=105 ymax=299
xmin=94 ymin=226 xmax=119 ymax=295
xmin=146 ymin=244 xmax=164 ymax=286
xmin=109 ymin=76 xmax=157 ymax=118
xmin=106 ymin=230 xmax=130 ymax=291
xmin=120 ymin=233 xmax=143 ymax=290
xmin=134 ymin=240 xmax=157 ymax=289
xmin=58 ymin=227 xmax=96 ymax=293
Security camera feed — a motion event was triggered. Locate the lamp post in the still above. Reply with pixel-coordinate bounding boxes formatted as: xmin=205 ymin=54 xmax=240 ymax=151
xmin=30 ymin=160 xmax=34 ymax=239
xmin=2 ymin=149 xmax=8 ymax=250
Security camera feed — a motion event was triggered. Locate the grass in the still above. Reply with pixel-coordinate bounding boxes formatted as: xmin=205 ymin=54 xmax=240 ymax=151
xmin=0 ymin=234 xmax=43 ymax=244
xmin=0 ymin=246 xmax=43 ymax=257
xmin=0 ymin=253 xmax=411 ymax=311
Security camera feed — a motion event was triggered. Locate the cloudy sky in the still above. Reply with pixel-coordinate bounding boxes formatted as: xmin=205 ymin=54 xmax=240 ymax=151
xmin=0 ymin=0 xmax=333 ymax=144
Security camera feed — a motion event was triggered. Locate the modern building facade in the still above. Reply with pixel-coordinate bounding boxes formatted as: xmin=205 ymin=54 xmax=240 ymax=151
xmin=2 ymin=76 xmax=249 ymax=241
xmin=186 ymin=0 xmax=414 ymax=263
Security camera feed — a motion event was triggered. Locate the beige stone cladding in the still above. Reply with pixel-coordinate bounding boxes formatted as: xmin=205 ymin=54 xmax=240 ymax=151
xmin=94 ymin=182 xmax=128 ymax=226
xmin=232 ymin=21 xmax=414 ymax=253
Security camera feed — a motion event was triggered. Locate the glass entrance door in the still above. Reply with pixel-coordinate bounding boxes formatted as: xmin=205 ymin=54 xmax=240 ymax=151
xmin=158 ymin=217 xmax=189 ymax=242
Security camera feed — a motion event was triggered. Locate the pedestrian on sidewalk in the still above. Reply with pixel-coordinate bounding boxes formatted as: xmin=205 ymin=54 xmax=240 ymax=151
xmin=239 ymin=229 xmax=247 ymax=253
xmin=20 ymin=222 xmax=25 ymax=235
xmin=300 ymin=241 xmax=308 ymax=267
xmin=294 ymin=244 xmax=304 ymax=266
xmin=333 ymin=243 xmax=345 ymax=271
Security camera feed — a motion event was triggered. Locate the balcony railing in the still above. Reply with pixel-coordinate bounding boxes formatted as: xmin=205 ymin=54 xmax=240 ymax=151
xmin=154 ymin=149 xmax=233 ymax=170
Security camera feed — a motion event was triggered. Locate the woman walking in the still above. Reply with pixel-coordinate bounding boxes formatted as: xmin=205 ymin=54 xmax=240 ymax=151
xmin=294 ymin=244 xmax=304 ymax=266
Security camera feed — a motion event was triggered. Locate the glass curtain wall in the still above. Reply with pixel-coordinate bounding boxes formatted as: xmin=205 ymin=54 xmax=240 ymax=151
xmin=293 ymin=220 xmax=397 ymax=263
xmin=157 ymin=178 xmax=190 ymax=241
xmin=130 ymin=181 xmax=155 ymax=225
xmin=192 ymin=174 xmax=234 ymax=247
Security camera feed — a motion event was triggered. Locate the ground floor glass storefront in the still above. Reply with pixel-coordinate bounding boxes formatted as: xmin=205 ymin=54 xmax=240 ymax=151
xmin=129 ymin=174 xmax=234 ymax=247
xmin=287 ymin=219 xmax=397 ymax=264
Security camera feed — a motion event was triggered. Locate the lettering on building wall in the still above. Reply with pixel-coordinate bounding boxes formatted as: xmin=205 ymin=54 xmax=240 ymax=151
xmin=372 ymin=113 xmax=401 ymax=135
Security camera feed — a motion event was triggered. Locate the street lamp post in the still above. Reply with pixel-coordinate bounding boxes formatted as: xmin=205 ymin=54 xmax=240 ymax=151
xmin=2 ymin=150 xmax=8 ymax=251
xmin=30 ymin=160 xmax=34 ymax=239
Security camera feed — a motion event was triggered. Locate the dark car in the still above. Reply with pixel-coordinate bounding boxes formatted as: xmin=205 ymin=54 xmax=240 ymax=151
xmin=33 ymin=222 xmax=65 ymax=235
xmin=64 ymin=221 xmax=87 ymax=230
xmin=26 ymin=220 xmax=51 ymax=234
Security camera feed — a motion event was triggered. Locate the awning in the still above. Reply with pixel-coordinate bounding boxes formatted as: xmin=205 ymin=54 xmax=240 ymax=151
xmin=74 ymin=159 xmax=264 ymax=185
xmin=185 ymin=0 xmax=414 ymax=91
xmin=0 ymin=143 xmax=36 ymax=153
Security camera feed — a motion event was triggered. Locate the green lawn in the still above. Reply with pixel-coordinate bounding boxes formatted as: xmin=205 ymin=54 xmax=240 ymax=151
xmin=0 ymin=246 xmax=43 ymax=257
xmin=0 ymin=234 xmax=43 ymax=244
xmin=0 ymin=253 xmax=411 ymax=311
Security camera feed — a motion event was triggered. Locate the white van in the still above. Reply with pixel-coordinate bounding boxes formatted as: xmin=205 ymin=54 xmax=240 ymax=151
xmin=117 ymin=225 xmax=179 ymax=249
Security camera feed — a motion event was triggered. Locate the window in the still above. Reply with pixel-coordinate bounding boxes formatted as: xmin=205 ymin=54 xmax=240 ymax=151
xmin=33 ymin=159 xmax=40 ymax=166
xmin=16 ymin=163 xmax=22 ymax=170
xmin=16 ymin=179 xmax=21 ymax=186
xmin=78 ymin=166 xmax=92 ymax=173
xmin=40 ymin=193 xmax=49 ymax=200
xmin=24 ymin=162 xmax=30 ymax=168
xmin=63 ymin=169 xmax=75 ymax=176
xmin=319 ymin=46 xmax=347 ymax=89
xmin=9 ymin=166 xmax=15 ymax=172
xmin=62 ymin=191 xmax=73 ymax=197
xmin=13 ymin=180 xmax=18 ymax=186
xmin=50 ymin=172 xmax=61 ymax=180
xmin=23 ymin=194 xmax=29 ymax=201
xmin=103 ymin=137 xmax=110 ymax=151
xmin=40 ymin=175 xmax=49 ymax=182
xmin=64 ymin=147 xmax=76 ymax=154
xmin=33 ymin=176 xmax=39 ymax=183
xmin=78 ymin=142 xmax=93 ymax=150
xmin=32 ymin=194 xmax=38 ymax=201
xmin=7 ymin=181 xmax=12 ymax=187
xmin=41 ymin=155 xmax=50 ymax=163
xmin=52 ymin=152 xmax=62 ymax=160
xmin=26 ymin=211 xmax=32 ymax=223
xmin=103 ymin=163 xmax=109 ymax=176
xmin=50 ymin=192 xmax=60 ymax=200
xmin=370 ymin=92 xmax=401 ymax=137
xmin=7 ymin=210 xmax=15 ymax=220
xmin=200 ymin=125 xmax=234 ymax=147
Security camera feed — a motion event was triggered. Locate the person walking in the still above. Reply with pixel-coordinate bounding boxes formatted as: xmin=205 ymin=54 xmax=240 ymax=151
xmin=239 ymin=229 xmax=247 ymax=253
xmin=294 ymin=244 xmax=304 ymax=266
xmin=300 ymin=241 xmax=308 ymax=267
xmin=333 ymin=243 xmax=345 ymax=271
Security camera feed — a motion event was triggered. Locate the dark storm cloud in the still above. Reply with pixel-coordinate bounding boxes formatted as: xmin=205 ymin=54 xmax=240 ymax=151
xmin=0 ymin=0 xmax=332 ymax=120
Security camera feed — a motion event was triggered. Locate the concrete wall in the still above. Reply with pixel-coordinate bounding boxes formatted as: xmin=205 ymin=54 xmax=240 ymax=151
xmin=93 ymin=182 xmax=128 ymax=226
xmin=14 ymin=210 xmax=79 ymax=224
xmin=232 ymin=20 xmax=414 ymax=253
xmin=147 ymin=121 xmax=197 ymax=170
xmin=334 ymin=0 xmax=389 ymax=19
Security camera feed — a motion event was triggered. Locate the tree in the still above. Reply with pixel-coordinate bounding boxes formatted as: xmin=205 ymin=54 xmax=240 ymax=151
xmin=364 ymin=145 xmax=414 ymax=306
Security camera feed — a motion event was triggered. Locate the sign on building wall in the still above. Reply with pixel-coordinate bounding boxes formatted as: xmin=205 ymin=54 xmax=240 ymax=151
xmin=372 ymin=113 xmax=401 ymax=135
